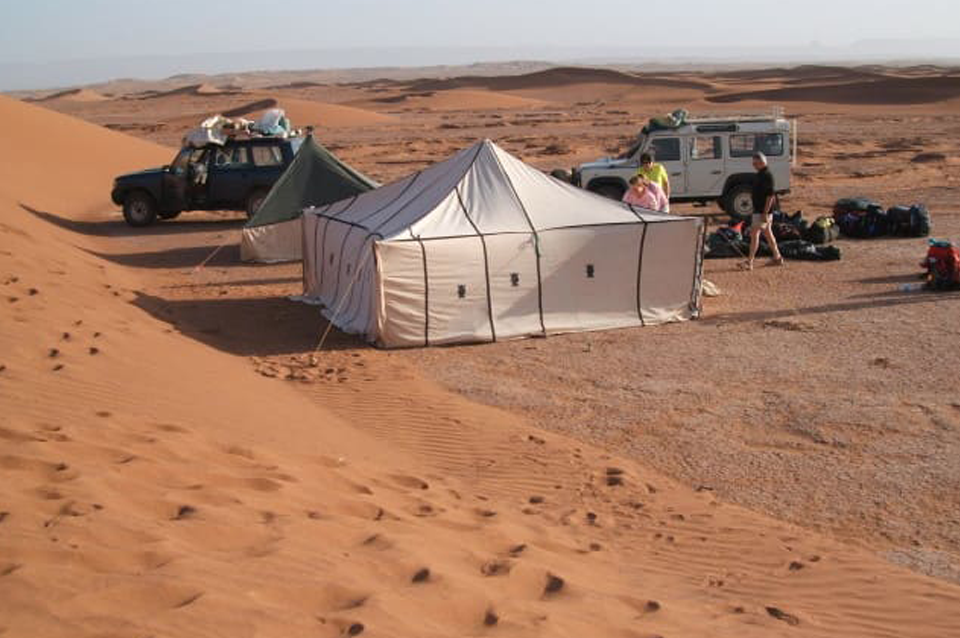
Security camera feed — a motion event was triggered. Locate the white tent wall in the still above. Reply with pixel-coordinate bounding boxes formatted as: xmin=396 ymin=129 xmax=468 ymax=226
xmin=241 ymin=218 xmax=303 ymax=263
xmin=639 ymin=220 xmax=704 ymax=325
xmin=423 ymin=236 xmax=492 ymax=345
xmin=483 ymin=233 xmax=542 ymax=338
xmin=375 ymin=241 xmax=428 ymax=346
xmin=539 ymin=224 xmax=645 ymax=334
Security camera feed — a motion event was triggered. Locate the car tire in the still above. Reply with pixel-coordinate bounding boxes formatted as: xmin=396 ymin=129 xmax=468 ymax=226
xmin=589 ymin=183 xmax=625 ymax=201
xmin=550 ymin=168 xmax=572 ymax=183
xmin=158 ymin=210 xmax=181 ymax=220
xmin=122 ymin=191 xmax=158 ymax=227
xmin=245 ymin=189 xmax=269 ymax=219
xmin=722 ymin=182 xmax=755 ymax=222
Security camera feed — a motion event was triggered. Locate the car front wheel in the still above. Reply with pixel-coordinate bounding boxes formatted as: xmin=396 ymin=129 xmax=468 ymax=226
xmin=122 ymin=191 xmax=158 ymax=227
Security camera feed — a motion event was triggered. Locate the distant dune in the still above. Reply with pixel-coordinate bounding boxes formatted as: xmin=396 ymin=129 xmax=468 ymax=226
xmin=32 ymin=88 xmax=110 ymax=103
xmin=136 ymin=83 xmax=240 ymax=99
xmin=224 ymin=96 xmax=395 ymax=127
xmin=371 ymin=88 xmax=549 ymax=111
xmin=407 ymin=66 xmax=716 ymax=93
xmin=262 ymin=81 xmax=326 ymax=90
xmin=714 ymin=64 xmax=890 ymax=85
xmin=708 ymin=76 xmax=960 ymax=105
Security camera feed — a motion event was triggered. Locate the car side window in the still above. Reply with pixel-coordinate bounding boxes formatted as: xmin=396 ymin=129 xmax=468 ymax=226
xmin=691 ymin=136 xmax=721 ymax=160
xmin=213 ymin=146 xmax=250 ymax=169
xmin=648 ymin=137 xmax=681 ymax=162
xmin=251 ymin=145 xmax=283 ymax=167
xmin=730 ymin=133 xmax=784 ymax=158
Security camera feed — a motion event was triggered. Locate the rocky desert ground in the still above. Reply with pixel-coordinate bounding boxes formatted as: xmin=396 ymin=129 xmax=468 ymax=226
xmin=2 ymin=63 xmax=960 ymax=637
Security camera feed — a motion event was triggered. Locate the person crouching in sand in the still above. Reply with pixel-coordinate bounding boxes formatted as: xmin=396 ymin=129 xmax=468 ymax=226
xmin=622 ymin=175 xmax=669 ymax=212
xmin=741 ymin=152 xmax=784 ymax=270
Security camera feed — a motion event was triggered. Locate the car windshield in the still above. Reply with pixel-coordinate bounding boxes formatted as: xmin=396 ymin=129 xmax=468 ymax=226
xmin=170 ymin=148 xmax=193 ymax=173
xmin=170 ymin=147 xmax=207 ymax=175
xmin=619 ymin=134 xmax=645 ymax=160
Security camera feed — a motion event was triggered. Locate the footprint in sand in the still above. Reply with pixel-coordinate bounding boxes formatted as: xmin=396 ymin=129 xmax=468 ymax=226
xmin=173 ymin=592 xmax=204 ymax=609
xmin=543 ymin=573 xmax=565 ymax=597
xmin=411 ymin=567 xmax=431 ymax=583
xmin=360 ymin=533 xmax=393 ymax=550
xmin=389 ymin=474 xmax=429 ymax=491
xmin=154 ymin=423 xmax=189 ymax=434
xmin=508 ymin=543 xmax=527 ymax=557
xmin=481 ymin=559 xmax=512 ymax=577
xmin=172 ymin=505 xmax=197 ymax=520
xmin=766 ymin=606 xmax=800 ymax=626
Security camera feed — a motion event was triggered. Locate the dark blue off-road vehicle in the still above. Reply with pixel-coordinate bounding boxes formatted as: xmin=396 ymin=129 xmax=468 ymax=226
xmin=111 ymin=136 xmax=303 ymax=227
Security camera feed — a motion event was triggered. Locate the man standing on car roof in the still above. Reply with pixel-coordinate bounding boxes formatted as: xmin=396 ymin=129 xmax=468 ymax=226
xmin=637 ymin=152 xmax=670 ymax=211
xmin=742 ymin=152 xmax=784 ymax=271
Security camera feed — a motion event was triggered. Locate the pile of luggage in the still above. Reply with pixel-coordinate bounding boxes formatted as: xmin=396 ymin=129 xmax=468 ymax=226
xmin=182 ymin=108 xmax=299 ymax=148
xmin=833 ymin=197 xmax=931 ymax=239
xmin=921 ymin=239 xmax=960 ymax=290
xmin=705 ymin=210 xmax=841 ymax=261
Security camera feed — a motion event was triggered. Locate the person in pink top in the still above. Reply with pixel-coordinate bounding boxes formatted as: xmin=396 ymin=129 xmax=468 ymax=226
xmin=622 ymin=175 xmax=668 ymax=212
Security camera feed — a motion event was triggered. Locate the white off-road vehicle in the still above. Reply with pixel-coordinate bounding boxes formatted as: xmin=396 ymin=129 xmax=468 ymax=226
xmin=571 ymin=109 xmax=796 ymax=219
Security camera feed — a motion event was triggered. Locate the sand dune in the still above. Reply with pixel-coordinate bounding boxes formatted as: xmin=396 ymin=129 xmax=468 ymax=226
xmin=226 ymin=96 xmax=395 ymax=127
xmin=33 ymin=88 xmax=110 ymax=103
xmin=370 ymin=88 xmax=549 ymax=111
xmin=708 ymin=76 xmax=960 ymax=105
xmin=714 ymin=64 xmax=888 ymax=85
xmin=409 ymin=66 xmax=716 ymax=92
xmin=137 ymin=83 xmax=239 ymax=99
xmin=3 ymin=80 xmax=960 ymax=638
xmin=0 ymin=95 xmax=172 ymax=215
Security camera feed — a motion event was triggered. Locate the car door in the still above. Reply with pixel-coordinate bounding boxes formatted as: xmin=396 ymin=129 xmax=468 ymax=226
xmin=645 ymin=136 xmax=685 ymax=196
xmin=685 ymin=135 xmax=725 ymax=196
xmin=207 ymin=144 xmax=253 ymax=208
xmin=162 ymin=147 xmax=201 ymax=212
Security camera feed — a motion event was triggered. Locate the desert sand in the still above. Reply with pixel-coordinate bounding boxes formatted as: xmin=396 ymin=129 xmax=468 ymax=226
xmin=3 ymin=64 xmax=960 ymax=637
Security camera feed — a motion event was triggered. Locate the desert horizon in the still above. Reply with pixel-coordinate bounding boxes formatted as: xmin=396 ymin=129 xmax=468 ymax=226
xmin=3 ymin=42 xmax=960 ymax=638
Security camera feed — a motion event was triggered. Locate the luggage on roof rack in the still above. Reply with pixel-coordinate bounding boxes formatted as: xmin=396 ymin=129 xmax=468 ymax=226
xmin=182 ymin=108 xmax=300 ymax=148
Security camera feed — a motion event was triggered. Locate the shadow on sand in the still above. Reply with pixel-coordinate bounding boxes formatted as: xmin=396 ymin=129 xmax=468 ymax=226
xmin=705 ymin=287 xmax=959 ymax=325
xmin=21 ymin=202 xmax=245 ymax=238
xmin=133 ymin=292 xmax=365 ymax=356
xmin=86 ymin=244 xmax=245 ymax=270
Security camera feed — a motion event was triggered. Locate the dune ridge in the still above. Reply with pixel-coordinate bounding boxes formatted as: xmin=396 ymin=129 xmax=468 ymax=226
xmin=31 ymin=88 xmax=109 ymax=103
xmin=709 ymin=76 xmax=960 ymax=105
xmin=407 ymin=66 xmax=716 ymax=92
xmin=223 ymin=95 xmax=395 ymax=127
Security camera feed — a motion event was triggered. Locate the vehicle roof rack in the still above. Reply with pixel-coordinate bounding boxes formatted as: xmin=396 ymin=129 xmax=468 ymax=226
xmin=685 ymin=106 xmax=785 ymax=123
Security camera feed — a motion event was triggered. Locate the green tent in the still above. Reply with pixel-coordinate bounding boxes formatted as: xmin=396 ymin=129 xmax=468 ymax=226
xmin=240 ymin=136 xmax=378 ymax=262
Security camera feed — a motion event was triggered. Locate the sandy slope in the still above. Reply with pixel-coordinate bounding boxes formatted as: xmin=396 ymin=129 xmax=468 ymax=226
xmin=3 ymin=95 xmax=960 ymax=638
xmin=228 ymin=95 xmax=396 ymax=127
xmin=33 ymin=88 xmax=109 ymax=103
xmin=361 ymin=89 xmax=550 ymax=111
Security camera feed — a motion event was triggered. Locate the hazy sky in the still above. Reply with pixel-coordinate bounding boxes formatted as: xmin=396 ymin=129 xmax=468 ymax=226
xmin=2 ymin=0 xmax=958 ymax=88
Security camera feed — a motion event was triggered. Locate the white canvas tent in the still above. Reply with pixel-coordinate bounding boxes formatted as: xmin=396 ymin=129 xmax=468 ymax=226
xmin=302 ymin=140 xmax=704 ymax=348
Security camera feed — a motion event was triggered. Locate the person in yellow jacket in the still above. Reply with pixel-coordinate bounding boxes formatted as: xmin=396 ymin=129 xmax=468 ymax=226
xmin=637 ymin=152 xmax=670 ymax=211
